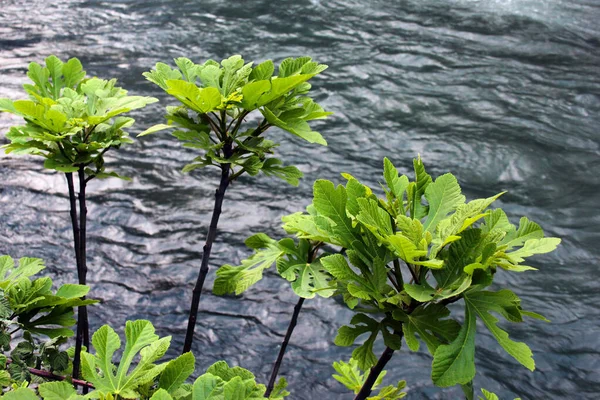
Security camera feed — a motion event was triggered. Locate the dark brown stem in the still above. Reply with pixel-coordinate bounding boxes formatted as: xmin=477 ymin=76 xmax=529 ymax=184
xmin=6 ymin=359 xmax=94 ymax=389
xmin=182 ymin=150 xmax=232 ymax=354
xmin=407 ymin=263 xmax=419 ymax=285
xmin=72 ymin=167 xmax=89 ymax=394
xmin=264 ymin=297 xmax=306 ymax=397
xmin=264 ymin=243 xmax=320 ymax=397
xmin=440 ymin=295 xmax=463 ymax=306
xmin=387 ymin=271 xmax=401 ymax=292
xmin=393 ymin=258 xmax=404 ymax=289
xmin=354 ymin=328 xmax=404 ymax=400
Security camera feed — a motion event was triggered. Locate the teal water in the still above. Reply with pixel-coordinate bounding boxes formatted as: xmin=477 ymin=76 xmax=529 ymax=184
xmin=1 ymin=0 xmax=599 ymax=398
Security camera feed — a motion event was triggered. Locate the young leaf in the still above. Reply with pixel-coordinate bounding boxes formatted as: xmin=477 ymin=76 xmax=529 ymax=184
xmin=423 ymin=174 xmax=466 ymax=233
xmin=214 ymin=234 xmax=285 ymax=295
xmin=335 ymin=314 xmax=381 ymax=370
xmin=332 ymin=358 xmax=386 ymax=394
xmin=158 ymin=352 xmax=196 ymax=394
xmin=268 ymin=377 xmax=290 ymax=399
xmin=38 ymin=381 xmax=82 ymax=400
xmin=82 ymin=320 xmax=172 ymax=398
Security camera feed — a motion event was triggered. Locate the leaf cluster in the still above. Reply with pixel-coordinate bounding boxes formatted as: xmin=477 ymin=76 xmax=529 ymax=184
xmin=227 ymin=157 xmax=560 ymax=391
xmin=0 ymin=255 xmax=97 ymax=388
xmin=214 ymin=234 xmax=334 ymax=299
xmin=332 ymin=358 xmax=406 ymax=399
xmin=0 ymin=55 xmax=157 ymax=179
xmin=140 ymin=55 xmax=331 ymax=186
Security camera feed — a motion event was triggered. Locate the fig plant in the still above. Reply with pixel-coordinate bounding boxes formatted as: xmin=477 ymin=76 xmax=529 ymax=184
xmin=0 ymin=55 xmax=560 ymax=399
xmin=140 ymin=55 xmax=331 ymax=353
xmin=0 ymin=255 xmax=97 ymax=389
xmin=0 ymin=55 xmax=158 ymax=382
xmin=216 ymin=157 xmax=559 ymax=399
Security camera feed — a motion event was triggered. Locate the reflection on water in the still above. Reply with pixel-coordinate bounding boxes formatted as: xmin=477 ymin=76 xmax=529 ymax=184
xmin=1 ymin=0 xmax=599 ymax=398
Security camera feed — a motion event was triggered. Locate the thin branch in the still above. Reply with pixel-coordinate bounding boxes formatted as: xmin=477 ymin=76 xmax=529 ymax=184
xmin=264 ymin=242 xmax=320 ymax=397
xmin=204 ymin=114 xmax=222 ymax=140
xmin=72 ymin=167 xmax=90 ymax=394
xmin=406 ymin=262 xmax=419 ymax=285
xmin=228 ymin=167 xmax=245 ymax=183
xmin=6 ymin=359 xmax=94 ymax=389
xmin=57 ymin=143 xmax=73 ymax=164
xmin=439 ymin=295 xmax=463 ymax=306
xmin=83 ymin=125 xmax=98 ymax=143
xmin=229 ymin=110 xmax=249 ymax=137
xmin=182 ymin=146 xmax=232 ymax=354
xmin=387 ymin=271 xmax=401 ymax=292
xmin=392 ymin=259 xmax=403 ymax=290
xmin=264 ymin=298 xmax=305 ymax=397
xmin=354 ymin=327 xmax=404 ymax=400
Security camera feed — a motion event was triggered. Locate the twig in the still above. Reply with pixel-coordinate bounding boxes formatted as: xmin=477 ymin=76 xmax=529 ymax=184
xmin=6 ymin=359 xmax=94 ymax=389
xmin=354 ymin=328 xmax=404 ymax=400
xmin=72 ymin=167 xmax=90 ymax=394
xmin=264 ymin=243 xmax=320 ymax=397
xmin=182 ymin=146 xmax=232 ymax=354
xmin=264 ymin=297 xmax=306 ymax=397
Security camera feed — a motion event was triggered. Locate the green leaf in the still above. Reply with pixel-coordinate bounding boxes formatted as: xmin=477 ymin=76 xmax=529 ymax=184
xmin=260 ymin=158 xmax=303 ymax=186
xmin=501 ymin=217 xmax=544 ymax=250
xmin=332 ymin=358 xmax=386 ymax=395
xmin=214 ymin=234 xmax=285 ymax=295
xmin=261 ymin=106 xmax=327 ymax=145
xmin=431 ymin=301 xmax=476 ymax=387
xmin=335 ymin=314 xmax=380 ymax=370
xmin=277 ymin=246 xmax=335 ymax=299
xmin=55 ymin=284 xmax=89 ymax=299
xmin=387 ymin=234 xmax=443 ymax=269
xmin=394 ymin=304 xmax=460 ymax=354
xmin=423 ymin=174 xmax=466 ymax=233
xmin=242 ymin=74 xmax=314 ymax=110
xmin=356 ymin=198 xmax=393 ymax=241
xmin=144 ymin=62 xmax=183 ymax=90
xmin=38 ymin=381 xmax=79 ymax=400
xmin=165 ymin=80 xmax=222 ymax=114
xmin=504 ymin=238 xmax=561 ymax=266
xmin=151 ymin=389 xmax=175 ymax=400
xmin=159 ymin=352 xmax=196 ymax=394
xmin=268 ymin=377 xmax=290 ymax=399
xmin=409 ymin=156 xmax=432 ymax=220
xmin=383 ymin=157 xmax=409 ymax=204
xmin=2 ymin=388 xmax=39 ymax=400
xmin=250 ymin=60 xmax=275 ymax=81
xmin=138 ymin=124 xmax=174 ymax=137
xmin=279 ymin=57 xmax=313 ymax=78
xmin=82 ymin=320 xmax=171 ymax=397
xmin=403 ymin=275 xmax=471 ymax=303
xmin=312 ymin=180 xmax=363 ymax=248
xmin=192 ymin=373 xmax=222 ymax=399
xmin=433 ymin=229 xmax=483 ymax=292
xmin=430 ymin=193 xmax=504 ymax=257
xmin=464 ymin=290 xmax=534 ymax=370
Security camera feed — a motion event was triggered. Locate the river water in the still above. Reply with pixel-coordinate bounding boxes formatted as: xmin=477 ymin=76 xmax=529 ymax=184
xmin=0 ymin=0 xmax=599 ymax=398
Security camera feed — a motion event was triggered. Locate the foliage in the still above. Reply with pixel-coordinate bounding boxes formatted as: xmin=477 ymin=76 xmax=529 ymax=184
xmin=478 ymin=388 xmax=522 ymax=400
xmin=0 ymin=55 xmax=157 ymax=179
xmin=80 ymin=320 xmax=193 ymax=399
xmin=140 ymin=55 xmax=331 ymax=185
xmin=332 ymin=358 xmax=407 ymax=399
xmin=229 ymin=157 xmax=560 ymax=392
xmin=0 ymin=255 xmax=97 ymax=387
xmin=190 ymin=360 xmax=275 ymax=400
xmin=214 ymin=235 xmax=334 ymax=299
